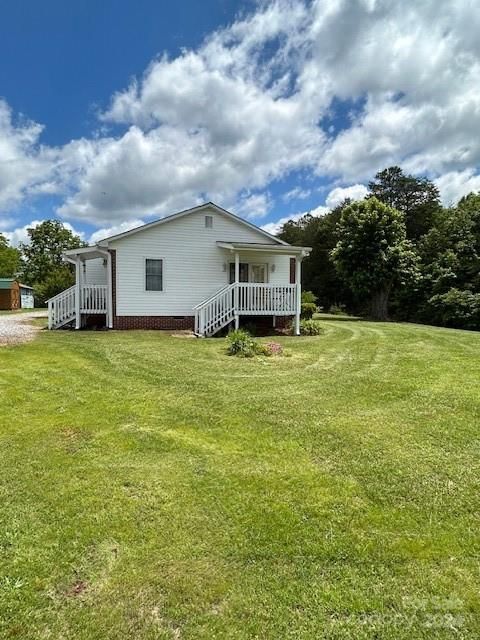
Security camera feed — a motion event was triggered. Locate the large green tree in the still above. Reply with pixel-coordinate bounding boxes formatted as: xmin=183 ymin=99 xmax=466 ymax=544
xmin=0 ymin=234 xmax=21 ymax=278
xmin=20 ymin=220 xmax=86 ymax=303
xmin=413 ymin=192 xmax=480 ymax=328
xmin=368 ymin=166 xmax=441 ymax=240
xmin=278 ymin=201 xmax=353 ymax=310
xmin=331 ymin=198 xmax=418 ymax=320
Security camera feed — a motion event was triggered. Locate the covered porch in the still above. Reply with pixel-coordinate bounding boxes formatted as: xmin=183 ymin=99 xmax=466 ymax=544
xmin=194 ymin=242 xmax=310 ymax=336
xmin=48 ymin=246 xmax=113 ymax=330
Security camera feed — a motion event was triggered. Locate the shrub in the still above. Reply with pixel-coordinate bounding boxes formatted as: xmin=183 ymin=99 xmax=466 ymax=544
xmin=226 ymin=329 xmax=259 ymax=357
xmin=301 ymin=290 xmax=318 ymax=305
xmin=299 ymin=319 xmax=324 ymax=335
xmin=301 ymin=302 xmax=317 ymax=319
xmin=226 ymin=331 xmax=284 ymax=357
xmin=328 ymin=303 xmax=347 ymax=315
xmin=426 ymin=288 xmax=480 ymax=330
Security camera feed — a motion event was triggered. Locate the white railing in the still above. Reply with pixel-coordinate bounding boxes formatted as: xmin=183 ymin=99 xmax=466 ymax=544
xmin=48 ymin=285 xmax=76 ymax=329
xmin=48 ymin=284 xmax=108 ymax=329
xmin=194 ymin=284 xmax=235 ymax=336
xmin=194 ymin=283 xmax=297 ymax=336
xmin=237 ymin=284 xmax=296 ymax=315
xmin=81 ymin=285 xmax=107 ymax=314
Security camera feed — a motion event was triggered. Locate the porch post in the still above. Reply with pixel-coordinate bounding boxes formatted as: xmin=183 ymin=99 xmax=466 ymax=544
xmin=234 ymin=251 xmax=240 ymax=329
xmin=75 ymin=258 xmax=81 ymax=330
xmin=294 ymin=255 xmax=302 ymax=336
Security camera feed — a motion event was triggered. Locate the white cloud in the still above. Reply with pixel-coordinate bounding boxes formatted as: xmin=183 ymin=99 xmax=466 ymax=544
xmin=89 ymin=219 xmax=145 ymax=244
xmin=262 ymin=204 xmax=328 ymax=236
xmin=233 ymin=192 xmax=272 ymax=219
xmin=1 ymin=0 xmax=480 ymax=229
xmin=325 ymin=184 xmax=368 ymax=208
xmin=4 ymin=219 xmax=85 ymax=247
xmin=282 ymin=187 xmax=311 ymax=202
xmin=434 ymin=169 xmax=480 ymax=206
xmin=0 ymin=101 xmax=54 ymax=210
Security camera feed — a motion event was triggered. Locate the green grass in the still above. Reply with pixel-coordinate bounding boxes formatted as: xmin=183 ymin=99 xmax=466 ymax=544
xmin=0 ymin=320 xmax=479 ymax=639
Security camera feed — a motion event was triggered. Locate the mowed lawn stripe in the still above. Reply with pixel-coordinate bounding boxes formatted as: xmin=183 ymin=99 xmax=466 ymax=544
xmin=0 ymin=320 xmax=479 ymax=638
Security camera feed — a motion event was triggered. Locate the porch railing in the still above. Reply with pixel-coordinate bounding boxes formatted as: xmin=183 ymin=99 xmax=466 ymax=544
xmin=48 ymin=284 xmax=108 ymax=329
xmin=81 ymin=285 xmax=108 ymax=314
xmin=194 ymin=283 xmax=297 ymax=336
xmin=236 ymin=283 xmax=296 ymax=315
xmin=47 ymin=285 xmax=76 ymax=329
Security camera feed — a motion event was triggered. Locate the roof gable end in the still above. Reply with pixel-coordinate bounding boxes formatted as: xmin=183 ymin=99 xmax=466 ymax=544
xmin=96 ymin=202 xmax=289 ymax=246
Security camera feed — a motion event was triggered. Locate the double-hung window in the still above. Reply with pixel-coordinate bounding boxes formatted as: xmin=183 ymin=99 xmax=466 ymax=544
xmin=145 ymin=258 xmax=163 ymax=291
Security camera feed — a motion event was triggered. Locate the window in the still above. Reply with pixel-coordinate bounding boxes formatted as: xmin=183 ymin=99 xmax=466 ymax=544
xmin=145 ymin=258 xmax=163 ymax=291
xmin=205 ymin=215 xmax=213 ymax=228
xmin=229 ymin=262 xmax=249 ymax=283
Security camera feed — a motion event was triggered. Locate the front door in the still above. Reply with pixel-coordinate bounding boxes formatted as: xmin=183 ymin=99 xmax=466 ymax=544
xmin=250 ymin=264 xmax=267 ymax=283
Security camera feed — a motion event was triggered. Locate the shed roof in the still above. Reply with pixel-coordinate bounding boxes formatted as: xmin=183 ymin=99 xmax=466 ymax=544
xmin=0 ymin=278 xmax=14 ymax=290
xmin=0 ymin=278 xmax=33 ymax=290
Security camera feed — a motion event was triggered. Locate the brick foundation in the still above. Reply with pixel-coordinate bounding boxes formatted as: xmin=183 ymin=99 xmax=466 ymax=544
xmin=113 ymin=315 xmax=195 ymax=330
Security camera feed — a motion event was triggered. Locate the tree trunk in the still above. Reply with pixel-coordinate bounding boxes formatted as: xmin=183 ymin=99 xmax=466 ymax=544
xmin=370 ymin=287 xmax=390 ymax=320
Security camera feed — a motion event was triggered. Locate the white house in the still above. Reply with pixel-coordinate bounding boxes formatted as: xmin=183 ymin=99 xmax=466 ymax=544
xmin=48 ymin=202 xmax=311 ymax=336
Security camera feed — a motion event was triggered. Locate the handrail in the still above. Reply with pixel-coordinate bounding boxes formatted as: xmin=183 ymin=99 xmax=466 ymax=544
xmin=193 ymin=283 xmax=234 ymax=310
xmin=235 ymin=283 xmax=295 ymax=289
xmin=48 ymin=285 xmax=77 ymax=329
xmin=46 ymin=285 xmax=76 ymax=303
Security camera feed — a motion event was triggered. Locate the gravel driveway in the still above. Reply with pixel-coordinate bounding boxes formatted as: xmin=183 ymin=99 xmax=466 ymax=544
xmin=0 ymin=311 xmax=48 ymax=346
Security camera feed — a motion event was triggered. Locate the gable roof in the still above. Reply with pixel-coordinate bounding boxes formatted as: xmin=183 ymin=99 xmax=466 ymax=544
xmin=95 ymin=202 xmax=289 ymax=246
xmin=0 ymin=278 xmax=14 ymax=290
xmin=0 ymin=278 xmax=33 ymax=290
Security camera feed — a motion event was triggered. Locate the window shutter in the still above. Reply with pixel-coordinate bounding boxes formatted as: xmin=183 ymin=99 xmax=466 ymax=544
xmin=289 ymin=258 xmax=296 ymax=284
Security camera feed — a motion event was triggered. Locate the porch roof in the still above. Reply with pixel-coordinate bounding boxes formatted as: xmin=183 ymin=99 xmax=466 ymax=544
xmin=216 ymin=241 xmax=311 ymax=257
xmin=63 ymin=246 xmax=107 ymax=261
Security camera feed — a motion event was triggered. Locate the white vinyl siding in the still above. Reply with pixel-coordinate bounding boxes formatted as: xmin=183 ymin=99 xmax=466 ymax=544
xmin=84 ymin=258 xmax=107 ymax=285
xmin=110 ymin=206 xmax=292 ymax=316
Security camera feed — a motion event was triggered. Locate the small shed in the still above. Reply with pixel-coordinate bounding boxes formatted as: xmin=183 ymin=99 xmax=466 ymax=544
xmin=0 ymin=279 xmax=34 ymax=310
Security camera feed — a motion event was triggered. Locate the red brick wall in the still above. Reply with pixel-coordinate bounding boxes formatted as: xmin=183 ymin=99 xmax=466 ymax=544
xmin=114 ymin=315 xmax=195 ymax=330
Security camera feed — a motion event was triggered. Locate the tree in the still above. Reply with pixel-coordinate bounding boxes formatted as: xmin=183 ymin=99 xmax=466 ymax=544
xmin=0 ymin=234 xmax=21 ymax=277
xmin=368 ymin=166 xmax=441 ymax=240
xmin=20 ymin=220 xmax=86 ymax=302
xmin=278 ymin=201 xmax=354 ymax=311
xmin=331 ymin=198 xmax=419 ymax=320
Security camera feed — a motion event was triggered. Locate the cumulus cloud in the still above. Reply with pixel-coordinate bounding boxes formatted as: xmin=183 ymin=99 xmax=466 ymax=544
xmin=89 ymin=218 xmax=145 ymax=244
xmin=325 ymin=184 xmax=368 ymax=208
xmin=262 ymin=204 xmax=328 ymax=236
xmin=282 ymin=187 xmax=311 ymax=202
xmin=0 ymin=101 xmax=54 ymax=210
xmin=435 ymin=169 xmax=480 ymax=206
xmin=4 ymin=219 xmax=85 ymax=247
xmin=1 ymin=0 xmax=480 ymax=228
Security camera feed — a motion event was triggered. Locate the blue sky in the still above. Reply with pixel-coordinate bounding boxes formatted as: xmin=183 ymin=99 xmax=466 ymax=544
xmin=1 ymin=0 xmax=479 ymax=245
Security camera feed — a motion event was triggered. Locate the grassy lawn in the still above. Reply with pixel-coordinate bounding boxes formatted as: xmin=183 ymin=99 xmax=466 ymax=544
xmin=1 ymin=320 xmax=479 ymax=638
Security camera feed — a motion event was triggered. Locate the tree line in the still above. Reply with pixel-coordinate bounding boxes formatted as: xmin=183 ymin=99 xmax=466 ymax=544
xmin=280 ymin=167 xmax=480 ymax=330
xmin=0 ymin=220 xmax=85 ymax=305
xmin=1 ymin=166 xmax=479 ymax=330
